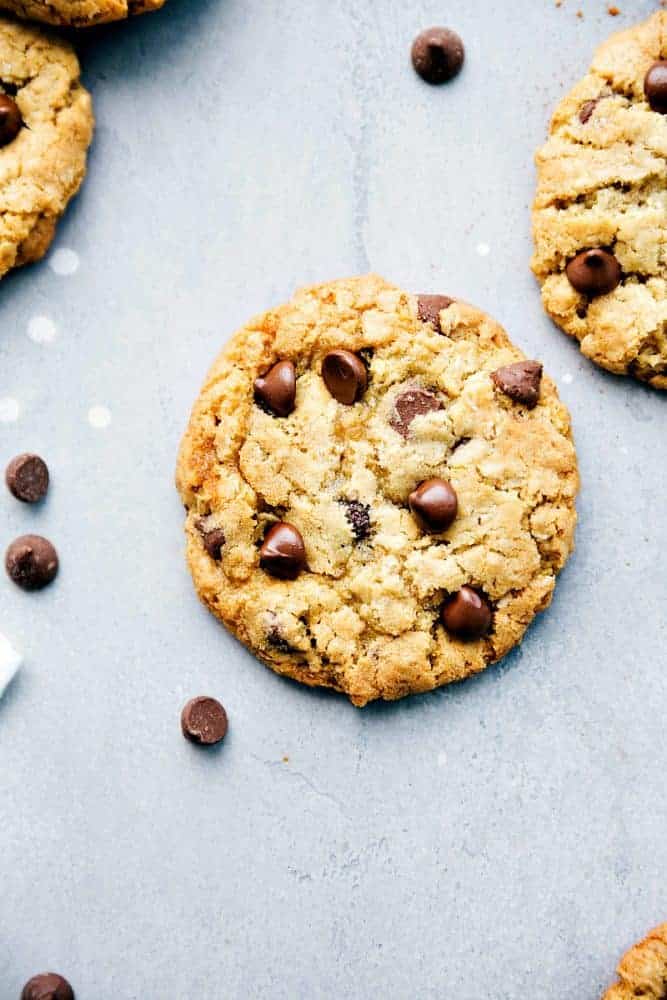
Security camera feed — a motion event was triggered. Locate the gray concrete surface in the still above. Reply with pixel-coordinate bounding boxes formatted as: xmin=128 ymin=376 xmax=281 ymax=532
xmin=0 ymin=1 xmax=665 ymax=997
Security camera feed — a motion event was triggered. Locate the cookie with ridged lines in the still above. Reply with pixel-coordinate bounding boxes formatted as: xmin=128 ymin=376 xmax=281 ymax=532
xmin=0 ymin=16 xmax=93 ymax=278
xmin=602 ymin=923 xmax=667 ymax=999
xmin=532 ymin=11 xmax=667 ymax=389
xmin=0 ymin=0 xmax=164 ymax=26
xmin=177 ymin=275 xmax=578 ymax=707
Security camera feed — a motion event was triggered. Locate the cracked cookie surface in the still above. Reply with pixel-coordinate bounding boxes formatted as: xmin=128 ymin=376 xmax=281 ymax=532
xmin=0 ymin=0 xmax=164 ymax=26
xmin=0 ymin=16 xmax=93 ymax=277
xmin=177 ymin=275 xmax=578 ymax=707
xmin=603 ymin=923 xmax=667 ymax=999
xmin=532 ymin=11 xmax=667 ymax=389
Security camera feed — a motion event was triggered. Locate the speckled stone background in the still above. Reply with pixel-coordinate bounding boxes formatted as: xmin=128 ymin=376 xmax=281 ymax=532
xmin=0 ymin=1 xmax=665 ymax=997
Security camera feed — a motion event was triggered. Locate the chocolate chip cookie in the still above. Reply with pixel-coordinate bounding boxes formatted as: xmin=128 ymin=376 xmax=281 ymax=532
xmin=0 ymin=0 xmax=164 ymax=26
xmin=532 ymin=11 xmax=667 ymax=389
xmin=602 ymin=923 xmax=667 ymax=999
xmin=177 ymin=275 xmax=578 ymax=707
xmin=0 ymin=17 xmax=93 ymax=278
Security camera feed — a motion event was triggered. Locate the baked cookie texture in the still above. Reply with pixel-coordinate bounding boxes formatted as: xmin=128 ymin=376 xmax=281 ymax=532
xmin=177 ymin=275 xmax=578 ymax=707
xmin=603 ymin=924 xmax=667 ymax=999
xmin=0 ymin=0 xmax=164 ymax=26
xmin=532 ymin=11 xmax=667 ymax=389
xmin=0 ymin=17 xmax=93 ymax=277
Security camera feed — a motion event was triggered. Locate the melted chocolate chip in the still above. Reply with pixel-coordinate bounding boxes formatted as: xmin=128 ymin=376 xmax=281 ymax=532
xmin=411 ymin=27 xmax=465 ymax=85
xmin=322 ymin=350 xmax=367 ymax=405
xmin=390 ymin=387 xmax=443 ymax=438
xmin=441 ymin=586 xmax=492 ymax=640
xmin=5 ymin=453 xmax=49 ymax=502
xmin=254 ymin=360 xmax=296 ymax=417
xmin=565 ymin=248 xmax=621 ymax=296
xmin=6 ymin=535 xmax=58 ymax=591
xmin=260 ymin=522 xmax=306 ymax=579
xmin=0 ymin=93 xmax=22 ymax=147
xmin=579 ymin=98 xmax=601 ymax=123
xmin=21 ymin=973 xmax=74 ymax=1000
xmin=409 ymin=478 xmax=458 ymax=533
xmin=267 ymin=624 xmax=295 ymax=653
xmin=181 ymin=696 xmax=228 ymax=745
xmin=491 ymin=361 xmax=543 ymax=409
xmin=417 ymin=294 xmax=454 ymax=333
xmin=342 ymin=499 xmax=371 ymax=541
xmin=644 ymin=61 xmax=667 ymax=114
xmin=196 ymin=519 xmax=225 ymax=560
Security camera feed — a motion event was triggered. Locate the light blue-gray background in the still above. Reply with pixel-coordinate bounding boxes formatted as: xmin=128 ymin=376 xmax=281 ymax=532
xmin=1 ymin=1 xmax=665 ymax=997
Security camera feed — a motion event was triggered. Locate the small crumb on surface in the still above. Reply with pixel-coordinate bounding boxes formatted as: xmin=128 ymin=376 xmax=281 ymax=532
xmin=0 ymin=397 xmax=19 ymax=422
xmin=87 ymin=405 xmax=112 ymax=429
xmin=27 ymin=315 xmax=57 ymax=344
xmin=0 ymin=633 xmax=21 ymax=700
xmin=608 ymin=5 xmax=620 ymax=14
xmin=48 ymin=247 xmax=79 ymax=276
xmin=576 ymin=9 xmax=583 ymax=17
xmin=282 ymin=755 xmax=289 ymax=763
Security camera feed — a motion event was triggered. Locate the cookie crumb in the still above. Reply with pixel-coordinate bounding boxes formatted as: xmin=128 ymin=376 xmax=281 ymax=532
xmin=576 ymin=9 xmax=583 ymax=18
xmin=608 ymin=5 xmax=620 ymax=14
xmin=282 ymin=755 xmax=289 ymax=763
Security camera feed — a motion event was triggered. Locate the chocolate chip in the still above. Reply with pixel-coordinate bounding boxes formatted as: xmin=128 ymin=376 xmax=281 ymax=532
xmin=6 ymin=535 xmax=58 ymax=591
xmin=411 ymin=27 xmax=464 ymax=85
xmin=196 ymin=519 xmax=225 ymax=560
xmin=565 ymin=248 xmax=621 ymax=296
xmin=342 ymin=499 xmax=371 ymax=541
xmin=267 ymin=625 xmax=294 ymax=653
xmin=409 ymin=478 xmax=458 ymax=533
xmin=181 ymin=696 xmax=228 ymax=746
xmin=21 ymin=973 xmax=74 ymax=1000
xmin=254 ymin=360 xmax=296 ymax=417
xmin=260 ymin=522 xmax=306 ymax=579
xmin=0 ymin=93 xmax=22 ymax=147
xmin=644 ymin=61 xmax=667 ymax=114
xmin=417 ymin=294 xmax=454 ymax=333
xmin=321 ymin=350 xmax=367 ymax=405
xmin=390 ymin=387 xmax=443 ymax=438
xmin=578 ymin=98 xmax=600 ymax=123
xmin=491 ymin=361 xmax=543 ymax=409
xmin=5 ymin=453 xmax=49 ymax=503
xmin=441 ymin=586 xmax=492 ymax=640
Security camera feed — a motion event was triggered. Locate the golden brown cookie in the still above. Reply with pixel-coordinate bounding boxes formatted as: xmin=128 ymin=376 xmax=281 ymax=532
xmin=0 ymin=16 xmax=93 ymax=278
xmin=0 ymin=0 xmax=164 ymax=26
xmin=177 ymin=275 xmax=578 ymax=707
xmin=532 ymin=11 xmax=667 ymax=389
xmin=603 ymin=924 xmax=667 ymax=999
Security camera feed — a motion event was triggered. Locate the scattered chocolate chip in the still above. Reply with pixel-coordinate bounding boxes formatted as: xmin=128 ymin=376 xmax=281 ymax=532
xmin=196 ymin=519 xmax=225 ymax=560
xmin=411 ymin=27 xmax=465 ymax=85
xmin=441 ymin=586 xmax=492 ymax=640
xmin=390 ymin=387 xmax=443 ymax=438
xmin=417 ymin=294 xmax=454 ymax=333
xmin=491 ymin=361 xmax=543 ymax=409
xmin=565 ymin=248 xmax=621 ymax=296
xmin=6 ymin=535 xmax=58 ymax=591
xmin=321 ymin=350 xmax=367 ymax=405
xmin=21 ymin=973 xmax=74 ymax=1000
xmin=254 ymin=360 xmax=296 ymax=417
xmin=181 ymin=696 xmax=228 ymax=746
xmin=645 ymin=61 xmax=667 ymax=114
xmin=5 ymin=453 xmax=49 ymax=503
xmin=260 ymin=522 xmax=306 ymax=579
xmin=579 ymin=98 xmax=600 ymax=123
xmin=409 ymin=478 xmax=458 ymax=533
xmin=267 ymin=625 xmax=294 ymax=653
xmin=0 ymin=93 xmax=22 ymax=147
xmin=342 ymin=499 xmax=371 ymax=541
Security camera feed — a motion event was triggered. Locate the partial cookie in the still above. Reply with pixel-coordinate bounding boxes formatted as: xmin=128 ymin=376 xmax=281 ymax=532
xmin=532 ymin=11 xmax=667 ymax=389
xmin=177 ymin=275 xmax=578 ymax=707
xmin=0 ymin=17 xmax=93 ymax=278
xmin=602 ymin=924 xmax=667 ymax=999
xmin=0 ymin=0 xmax=164 ymax=26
